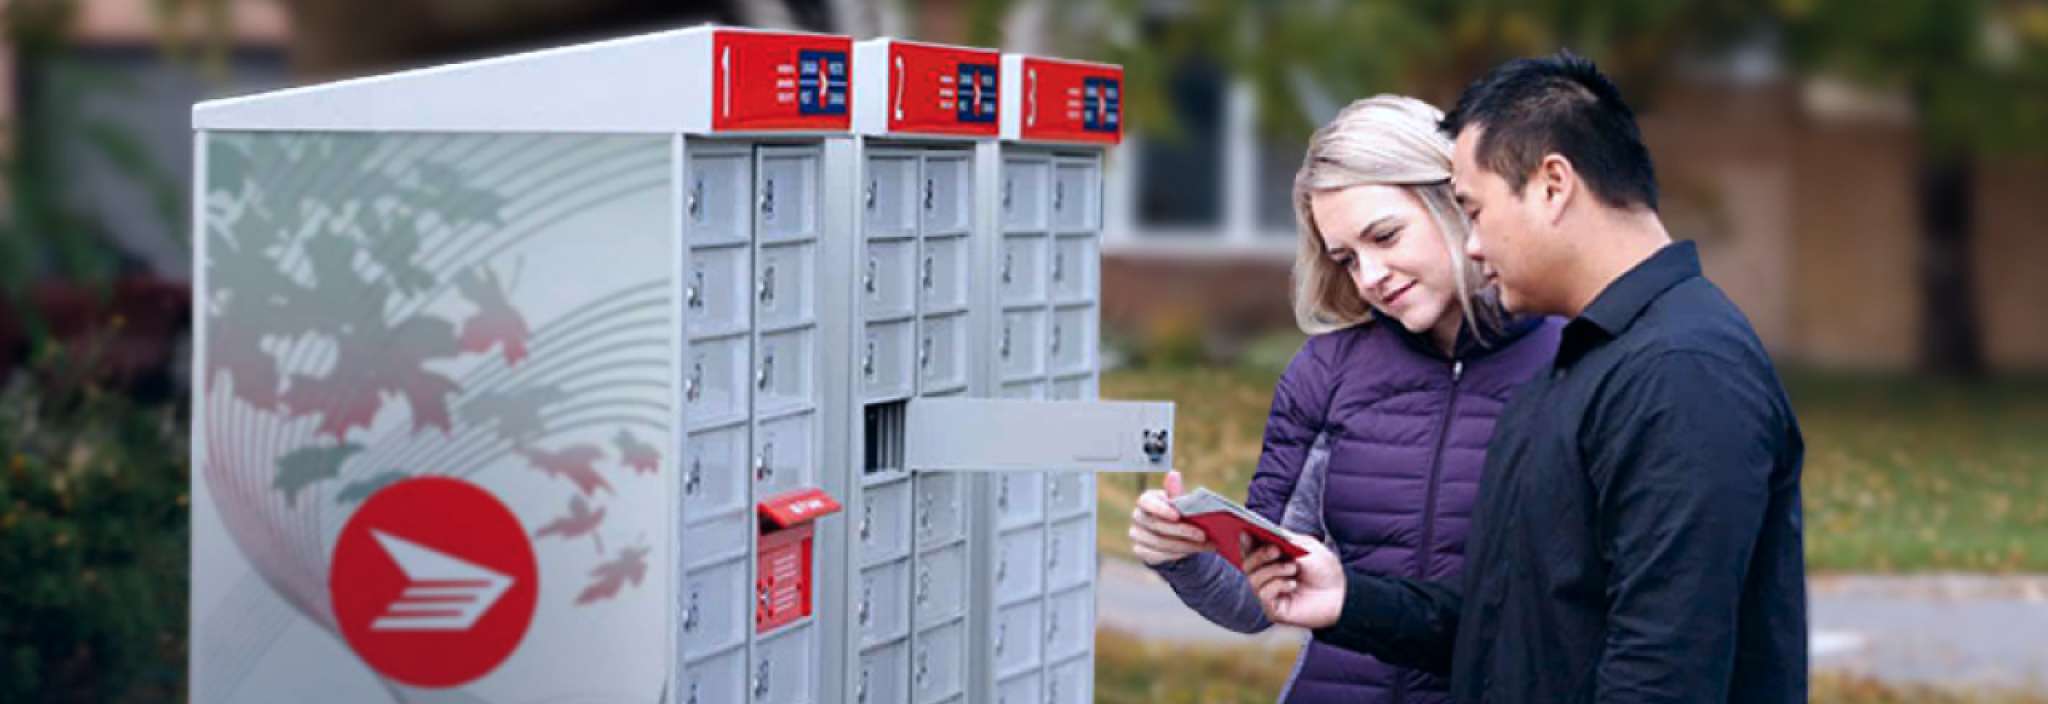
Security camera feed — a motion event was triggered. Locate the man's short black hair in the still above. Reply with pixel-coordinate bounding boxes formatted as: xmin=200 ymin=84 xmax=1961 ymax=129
xmin=1441 ymin=50 xmax=1658 ymax=211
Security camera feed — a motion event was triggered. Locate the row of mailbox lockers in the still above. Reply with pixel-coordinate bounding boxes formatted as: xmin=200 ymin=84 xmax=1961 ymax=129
xmin=678 ymin=150 xmax=1103 ymax=245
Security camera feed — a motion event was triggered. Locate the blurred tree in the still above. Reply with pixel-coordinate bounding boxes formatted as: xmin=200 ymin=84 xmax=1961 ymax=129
xmin=1033 ymin=0 xmax=2043 ymax=377
xmin=1776 ymin=0 xmax=2048 ymax=377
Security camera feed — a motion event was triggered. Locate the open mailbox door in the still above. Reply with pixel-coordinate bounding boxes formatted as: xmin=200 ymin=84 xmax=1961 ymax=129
xmin=902 ymin=398 xmax=1174 ymax=473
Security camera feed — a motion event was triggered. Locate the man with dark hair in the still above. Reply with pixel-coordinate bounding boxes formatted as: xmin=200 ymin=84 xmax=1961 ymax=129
xmin=1244 ymin=50 xmax=1808 ymax=703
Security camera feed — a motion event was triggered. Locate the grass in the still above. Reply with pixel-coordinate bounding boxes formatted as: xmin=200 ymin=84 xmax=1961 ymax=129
xmin=1096 ymin=362 xmax=2048 ymax=573
xmin=1094 ymin=627 xmax=2048 ymax=703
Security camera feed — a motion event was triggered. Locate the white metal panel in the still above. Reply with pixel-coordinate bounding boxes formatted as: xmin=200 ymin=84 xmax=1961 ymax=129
xmin=681 ymin=646 xmax=748 ymax=704
xmin=857 ymin=558 xmax=912 ymax=648
xmin=904 ymin=398 xmax=1173 ymax=472
xmin=857 ymin=476 xmax=914 ymax=563
xmin=193 ymin=27 xmax=718 ymax=132
xmin=861 ymin=239 xmax=919 ymax=319
xmin=991 ymin=598 xmax=1044 ymax=676
xmin=686 ymin=335 xmax=750 ymax=429
xmin=856 ymin=639 xmax=910 ymax=704
xmin=753 ymin=625 xmax=815 ymax=704
xmin=756 ymin=242 xmax=817 ymax=328
xmin=911 ymin=619 xmax=966 ymax=704
xmin=683 ymin=425 xmax=750 ymax=521
xmin=687 ymin=244 xmax=752 ymax=337
xmin=681 ymin=557 xmax=751 ymax=656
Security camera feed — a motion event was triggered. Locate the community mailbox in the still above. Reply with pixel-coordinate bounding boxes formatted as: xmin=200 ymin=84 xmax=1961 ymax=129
xmin=190 ymin=25 xmax=1167 ymax=704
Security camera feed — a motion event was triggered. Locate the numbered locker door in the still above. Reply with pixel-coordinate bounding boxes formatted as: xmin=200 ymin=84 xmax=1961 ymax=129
xmin=751 ymin=144 xmax=824 ymax=704
xmin=857 ymin=147 xmax=920 ymax=704
xmin=909 ymin=146 xmax=974 ymax=704
xmin=681 ymin=144 xmax=755 ymax=678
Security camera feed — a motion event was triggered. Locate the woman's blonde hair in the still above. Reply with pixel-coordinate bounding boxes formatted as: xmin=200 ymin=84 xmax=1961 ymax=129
xmin=1291 ymin=95 xmax=1504 ymax=339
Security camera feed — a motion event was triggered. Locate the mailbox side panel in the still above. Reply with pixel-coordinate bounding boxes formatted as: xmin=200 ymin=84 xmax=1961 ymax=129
xmin=191 ymin=131 xmax=676 ymax=703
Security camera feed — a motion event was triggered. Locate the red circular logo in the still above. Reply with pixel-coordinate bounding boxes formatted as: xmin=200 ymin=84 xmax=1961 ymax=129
xmin=329 ymin=477 xmax=538 ymax=688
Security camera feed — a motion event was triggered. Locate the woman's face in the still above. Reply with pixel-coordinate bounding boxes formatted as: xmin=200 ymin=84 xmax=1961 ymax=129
xmin=1310 ymin=184 xmax=1462 ymax=340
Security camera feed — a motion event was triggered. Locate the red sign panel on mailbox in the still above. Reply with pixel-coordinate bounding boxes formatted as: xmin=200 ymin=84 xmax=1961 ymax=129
xmin=887 ymin=41 xmax=1001 ymax=137
xmin=1016 ymin=57 xmax=1122 ymax=144
xmin=712 ymin=30 xmax=853 ymax=132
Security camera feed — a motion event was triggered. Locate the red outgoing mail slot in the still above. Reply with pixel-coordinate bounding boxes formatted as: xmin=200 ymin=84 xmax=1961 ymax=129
xmin=756 ymin=487 xmax=842 ymax=632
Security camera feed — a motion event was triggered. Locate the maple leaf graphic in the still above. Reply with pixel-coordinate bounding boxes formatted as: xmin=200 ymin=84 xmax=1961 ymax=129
xmin=334 ymin=470 xmax=408 ymax=505
xmin=457 ymin=266 xmax=531 ymax=366
xmin=282 ymin=313 xmax=462 ymax=439
xmin=613 ymin=429 xmax=660 ymax=475
xmin=534 ymin=495 xmax=607 ymax=554
xmin=272 ymin=442 xmax=363 ymax=507
xmin=574 ymin=545 xmax=648 ymax=605
xmin=459 ymin=385 xmax=568 ymax=446
xmin=516 ymin=444 xmax=611 ymax=496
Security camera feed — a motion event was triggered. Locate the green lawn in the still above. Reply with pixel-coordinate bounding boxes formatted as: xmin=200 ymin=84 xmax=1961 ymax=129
xmin=1095 ymin=626 xmax=2048 ymax=704
xmin=1097 ymin=364 xmax=2048 ymax=573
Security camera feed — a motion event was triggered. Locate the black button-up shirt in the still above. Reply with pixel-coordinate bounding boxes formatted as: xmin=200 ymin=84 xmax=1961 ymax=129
xmin=1314 ymin=241 xmax=1807 ymax=703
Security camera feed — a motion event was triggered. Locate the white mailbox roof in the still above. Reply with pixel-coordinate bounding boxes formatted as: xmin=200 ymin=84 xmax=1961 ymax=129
xmin=193 ymin=25 xmax=850 ymax=135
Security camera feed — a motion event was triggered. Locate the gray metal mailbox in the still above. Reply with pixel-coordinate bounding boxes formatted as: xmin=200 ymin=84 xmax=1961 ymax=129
xmin=190 ymin=26 xmax=1165 ymax=704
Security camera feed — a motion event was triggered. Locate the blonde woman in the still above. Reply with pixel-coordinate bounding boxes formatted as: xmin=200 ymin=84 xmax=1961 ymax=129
xmin=1126 ymin=95 xmax=1562 ymax=703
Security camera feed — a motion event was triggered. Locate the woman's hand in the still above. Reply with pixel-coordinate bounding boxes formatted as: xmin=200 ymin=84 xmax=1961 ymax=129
xmin=1245 ymin=537 xmax=1345 ymax=629
xmin=1128 ymin=470 xmax=1215 ymax=565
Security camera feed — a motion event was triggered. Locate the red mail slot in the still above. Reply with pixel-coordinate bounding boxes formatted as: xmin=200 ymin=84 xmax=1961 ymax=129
xmin=756 ymin=487 xmax=842 ymax=633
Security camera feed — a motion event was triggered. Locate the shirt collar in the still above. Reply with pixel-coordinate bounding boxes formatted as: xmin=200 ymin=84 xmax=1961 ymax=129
xmin=1574 ymin=240 xmax=1701 ymax=337
xmin=1555 ymin=240 xmax=1701 ymax=368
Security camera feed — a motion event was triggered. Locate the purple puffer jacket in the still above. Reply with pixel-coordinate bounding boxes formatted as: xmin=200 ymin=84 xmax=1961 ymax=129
xmin=1153 ymin=312 xmax=1560 ymax=704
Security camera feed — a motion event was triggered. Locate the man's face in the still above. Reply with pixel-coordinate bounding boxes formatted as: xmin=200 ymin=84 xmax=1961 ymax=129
xmin=1451 ymin=126 xmax=1555 ymax=315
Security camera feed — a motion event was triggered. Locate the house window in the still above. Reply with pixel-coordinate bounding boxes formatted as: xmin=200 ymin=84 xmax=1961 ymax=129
xmin=1134 ymin=57 xmax=1225 ymax=233
xmin=1258 ymin=134 xmax=1305 ymax=234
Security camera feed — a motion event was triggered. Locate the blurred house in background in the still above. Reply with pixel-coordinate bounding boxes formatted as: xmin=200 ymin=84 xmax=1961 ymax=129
xmin=10 ymin=0 xmax=2044 ymax=378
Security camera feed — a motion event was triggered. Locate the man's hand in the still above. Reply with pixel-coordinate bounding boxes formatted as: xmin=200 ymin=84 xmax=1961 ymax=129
xmin=1245 ymin=536 xmax=1344 ymax=629
xmin=1127 ymin=470 xmax=1215 ymax=565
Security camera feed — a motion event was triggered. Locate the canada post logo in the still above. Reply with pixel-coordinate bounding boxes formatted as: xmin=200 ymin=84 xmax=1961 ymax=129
xmin=330 ymin=477 xmax=538 ymax=688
